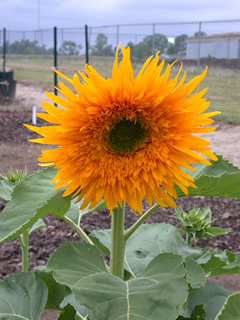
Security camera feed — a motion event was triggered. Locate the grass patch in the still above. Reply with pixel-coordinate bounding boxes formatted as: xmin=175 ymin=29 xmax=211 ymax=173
xmin=4 ymin=54 xmax=240 ymax=123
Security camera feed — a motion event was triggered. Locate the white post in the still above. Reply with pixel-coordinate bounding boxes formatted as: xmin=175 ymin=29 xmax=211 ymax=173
xmin=32 ymin=105 xmax=37 ymax=125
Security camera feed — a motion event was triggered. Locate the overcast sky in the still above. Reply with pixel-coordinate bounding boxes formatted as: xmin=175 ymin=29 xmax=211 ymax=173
xmin=1 ymin=0 xmax=240 ymax=31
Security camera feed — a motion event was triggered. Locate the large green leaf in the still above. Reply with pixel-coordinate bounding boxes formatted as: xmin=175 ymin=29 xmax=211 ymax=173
xmin=48 ymin=242 xmax=188 ymax=320
xmin=183 ymin=281 xmax=232 ymax=320
xmin=216 ymin=291 xmax=240 ymax=320
xmin=74 ymin=267 xmax=187 ymax=320
xmin=47 ymin=242 xmax=109 ymax=286
xmin=91 ymin=223 xmax=202 ymax=277
xmin=125 ymin=224 xmax=202 ymax=276
xmin=0 ymin=272 xmax=47 ymax=320
xmin=0 ymin=180 xmax=15 ymax=201
xmin=0 ymin=167 xmax=71 ymax=242
xmin=177 ymin=156 xmax=240 ymax=198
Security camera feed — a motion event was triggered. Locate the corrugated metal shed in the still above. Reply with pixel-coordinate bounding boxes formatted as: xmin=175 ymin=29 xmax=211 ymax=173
xmin=186 ymin=33 xmax=240 ymax=59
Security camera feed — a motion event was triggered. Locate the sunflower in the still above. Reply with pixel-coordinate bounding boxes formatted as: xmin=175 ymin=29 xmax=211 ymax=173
xmin=25 ymin=45 xmax=219 ymax=214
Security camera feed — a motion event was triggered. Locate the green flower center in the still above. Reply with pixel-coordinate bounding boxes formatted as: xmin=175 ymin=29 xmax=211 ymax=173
xmin=106 ymin=118 xmax=147 ymax=154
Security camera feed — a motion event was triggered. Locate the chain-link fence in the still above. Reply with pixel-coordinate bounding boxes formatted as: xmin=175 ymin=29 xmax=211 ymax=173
xmin=0 ymin=20 xmax=240 ymax=122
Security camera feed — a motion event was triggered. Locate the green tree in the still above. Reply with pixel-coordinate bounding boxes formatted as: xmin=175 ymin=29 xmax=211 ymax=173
xmin=131 ymin=42 xmax=148 ymax=60
xmin=130 ymin=33 xmax=168 ymax=60
xmin=126 ymin=41 xmax=134 ymax=51
xmin=167 ymin=43 xmax=177 ymax=54
xmin=59 ymin=41 xmax=82 ymax=56
xmin=91 ymin=34 xmax=113 ymax=56
xmin=167 ymin=34 xmax=188 ymax=55
xmin=175 ymin=34 xmax=188 ymax=53
xmin=144 ymin=34 xmax=168 ymax=53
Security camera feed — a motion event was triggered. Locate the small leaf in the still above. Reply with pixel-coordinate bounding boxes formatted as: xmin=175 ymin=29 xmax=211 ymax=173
xmin=60 ymin=290 xmax=88 ymax=316
xmin=192 ymin=304 xmax=206 ymax=319
xmin=216 ymin=291 xmax=240 ymax=320
xmin=63 ymin=201 xmax=80 ymax=225
xmin=90 ymin=229 xmax=111 ymax=257
xmin=205 ymin=227 xmax=228 ymax=238
xmin=0 ymin=180 xmax=15 ymax=201
xmin=78 ymin=198 xmax=106 ymax=222
xmin=0 ymin=272 xmax=47 ymax=320
xmin=65 ymin=199 xmax=106 ymax=226
xmin=29 ymin=218 xmax=46 ymax=234
xmin=35 ymin=271 xmax=66 ymax=310
xmin=57 ymin=304 xmax=76 ymax=320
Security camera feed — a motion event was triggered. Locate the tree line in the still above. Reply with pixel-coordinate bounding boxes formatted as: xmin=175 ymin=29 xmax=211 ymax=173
xmin=0 ymin=39 xmax=82 ymax=55
xmin=0 ymin=39 xmax=53 ymax=55
xmin=91 ymin=32 xmax=206 ymax=59
xmin=0 ymin=31 xmax=206 ymax=58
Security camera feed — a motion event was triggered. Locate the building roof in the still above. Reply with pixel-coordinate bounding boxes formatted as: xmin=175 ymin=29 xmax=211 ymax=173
xmin=188 ymin=32 xmax=240 ymax=41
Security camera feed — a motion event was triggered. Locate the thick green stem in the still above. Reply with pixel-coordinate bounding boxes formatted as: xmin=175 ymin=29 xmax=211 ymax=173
xmin=124 ymin=203 xmax=160 ymax=241
xmin=19 ymin=231 xmax=29 ymax=272
xmin=110 ymin=203 xmax=125 ymax=279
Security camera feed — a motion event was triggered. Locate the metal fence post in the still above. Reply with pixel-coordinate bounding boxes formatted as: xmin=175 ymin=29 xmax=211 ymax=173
xmin=85 ymin=24 xmax=89 ymax=64
xmin=3 ymin=28 xmax=6 ymax=72
xmin=53 ymin=26 xmax=58 ymax=104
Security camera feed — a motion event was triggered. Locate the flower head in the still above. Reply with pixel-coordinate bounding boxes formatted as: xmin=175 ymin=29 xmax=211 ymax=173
xmin=25 ymin=45 xmax=219 ymax=214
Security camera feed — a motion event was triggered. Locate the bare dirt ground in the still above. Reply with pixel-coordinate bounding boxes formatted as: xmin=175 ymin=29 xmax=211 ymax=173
xmin=0 ymin=81 xmax=52 ymax=113
xmin=0 ymin=83 xmax=240 ymax=319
